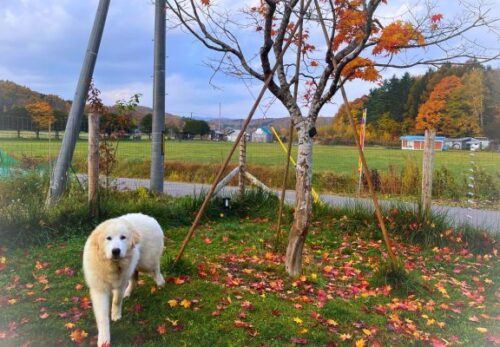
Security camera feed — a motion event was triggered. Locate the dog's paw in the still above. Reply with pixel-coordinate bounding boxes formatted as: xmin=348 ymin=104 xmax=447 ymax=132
xmin=155 ymin=275 xmax=165 ymax=287
xmin=111 ymin=312 xmax=122 ymax=321
xmin=123 ymin=288 xmax=132 ymax=298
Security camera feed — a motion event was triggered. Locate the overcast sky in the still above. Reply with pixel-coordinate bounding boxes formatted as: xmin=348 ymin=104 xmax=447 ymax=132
xmin=1 ymin=0 xmax=498 ymax=119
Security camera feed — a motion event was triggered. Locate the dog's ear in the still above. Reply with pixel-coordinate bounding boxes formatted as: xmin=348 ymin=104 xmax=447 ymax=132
xmin=131 ymin=229 xmax=140 ymax=247
xmin=89 ymin=227 xmax=101 ymax=252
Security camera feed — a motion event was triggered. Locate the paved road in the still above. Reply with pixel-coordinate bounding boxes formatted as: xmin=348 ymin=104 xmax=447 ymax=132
xmin=83 ymin=176 xmax=500 ymax=233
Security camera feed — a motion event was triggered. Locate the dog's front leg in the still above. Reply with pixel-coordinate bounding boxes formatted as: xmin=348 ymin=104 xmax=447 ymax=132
xmin=90 ymin=288 xmax=111 ymax=347
xmin=111 ymin=287 xmax=124 ymax=321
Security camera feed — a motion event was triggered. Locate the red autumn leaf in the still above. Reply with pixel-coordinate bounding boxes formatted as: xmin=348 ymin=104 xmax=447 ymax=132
xmin=290 ymin=337 xmax=308 ymax=345
xmin=486 ymin=334 xmax=500 ymax=345
xmin=39 ymin=312 xmax=49 ymax=319
xmin=310 ymin=60 xmax=319 ymax=67
xmin=203 ymin=237 xmax=212 ymax=245
xmin=200 ymin=0 xmax=210 ymax=5
xmin=234 ymin=320 xmax=253 ymax=329
xmin=157 ymin=324 xmax=167 ymax=335
xmin=430 ymin=337 xmax=446 ymax=347
xmin=431 ymin=14 xmax=443 ymax=23
xmin=69 ymin=329 xmax=88 ymax=344
xmin=241 ymin=300 xmax=254 ymax=311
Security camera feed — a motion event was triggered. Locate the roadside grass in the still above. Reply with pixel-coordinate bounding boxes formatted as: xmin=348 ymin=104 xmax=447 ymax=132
xmin=0 ymin=176 xmax=499 ymax=346
xmin=2 ymin=138 xmax=498 ymax=205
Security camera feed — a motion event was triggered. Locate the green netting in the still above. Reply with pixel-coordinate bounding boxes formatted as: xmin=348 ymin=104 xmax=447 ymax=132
xmin=0 ymin=149 xmax=18 ymax=177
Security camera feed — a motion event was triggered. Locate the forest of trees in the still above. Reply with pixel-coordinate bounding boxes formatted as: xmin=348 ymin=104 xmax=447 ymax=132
xmin=320 ymin=63 xmax=500 ymax=144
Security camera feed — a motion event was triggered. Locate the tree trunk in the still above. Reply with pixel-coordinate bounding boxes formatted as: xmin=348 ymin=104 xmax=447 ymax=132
xmin=285 ymin=123 xmax=313 ymax=277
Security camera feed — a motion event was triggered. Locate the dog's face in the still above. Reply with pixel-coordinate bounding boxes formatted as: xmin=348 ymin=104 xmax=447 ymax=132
xmin=93 ymin=221 xmax=139 ymax=260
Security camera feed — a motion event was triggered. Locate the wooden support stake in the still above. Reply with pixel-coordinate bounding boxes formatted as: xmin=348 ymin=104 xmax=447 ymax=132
xmin=174 ymin=0 xmax=313 ymax=264
xmin=314 ymin=0 xmax=397 ymax=264
xmin=88 ymin=112 xmax=100 ymax=218
xmin=244 ymin=171 xmax=273 ymax=193
xmin=214 ymin=167 xmax=240 ymax=196
xmin=239 ymin=135 xmax=246 ymax=195
xmin=421 ymin=129 xmax=435 ymax=216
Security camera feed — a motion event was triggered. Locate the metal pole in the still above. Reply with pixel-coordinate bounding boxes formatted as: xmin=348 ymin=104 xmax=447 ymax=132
xmin=46 ymin=0 xmax=111 ymax=205
xmin=150 ymin=0 xmax=166 ymax=193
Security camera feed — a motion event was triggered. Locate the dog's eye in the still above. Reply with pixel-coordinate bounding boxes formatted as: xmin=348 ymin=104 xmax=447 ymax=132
xmin=120 ymin=236 xmax=126 ymax=240
xmin=106 ymin=236 xmax=112 ymax=241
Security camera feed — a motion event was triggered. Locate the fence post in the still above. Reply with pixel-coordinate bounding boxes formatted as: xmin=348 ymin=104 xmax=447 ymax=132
xmin=239 ymin=134 xmax=246 ymax=195
xmin=88 ymin=113 xmax=100 ymax=218
xmin=421 ymin=129 xmax=435 ymax=216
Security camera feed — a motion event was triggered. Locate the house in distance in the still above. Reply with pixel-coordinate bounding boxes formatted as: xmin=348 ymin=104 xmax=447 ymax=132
xmin=400 ymin=135 xmax=447 ymax=151
xmin=252 ymin=127 xmax=274 ymax=143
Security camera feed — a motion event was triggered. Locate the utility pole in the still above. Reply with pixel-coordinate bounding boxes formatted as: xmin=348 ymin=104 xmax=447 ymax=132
xmin=219 ymin=102 xmax=222 ymax=131
xmin=46 ymin=0 xmax=111 ymax=205
xmin=150 ymin=0 xmax=166 ymax=194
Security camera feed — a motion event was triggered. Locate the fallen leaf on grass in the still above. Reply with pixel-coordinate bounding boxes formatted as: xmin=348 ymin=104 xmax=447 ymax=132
xmin=293 ymin=317 xmax=303 ymax=325
xmin=157 ymin=324 xmax=167 ymax=335
xmin=234 ymin=320 xmax=253 ymax=329
xmin=69 ymin=329 xmax=88 ymax=344
xmin=180 ymin=299 xmax=191 ymax=309
xmin=339 ymin=333 xmax=352 ymax=341
xmin=167 ymin=299 xmax=178 ymax=308
xmin=290 ymin=337 xmax=308 ymax=345
xmin=486 ymin=334 xmax=500 ymax=345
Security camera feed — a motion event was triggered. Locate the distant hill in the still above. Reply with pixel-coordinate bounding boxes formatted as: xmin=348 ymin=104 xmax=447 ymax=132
xmin=206 ymin=116 xmax=333 ymax=132
xmin=0 ymin=80 xmax=70 ymax=112
xmin=0 ymin=80 xmax=333 ymax=133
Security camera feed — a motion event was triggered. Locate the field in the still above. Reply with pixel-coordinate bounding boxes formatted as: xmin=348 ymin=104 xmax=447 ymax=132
xmin=1 ymin=138 xmax=499 ymax=176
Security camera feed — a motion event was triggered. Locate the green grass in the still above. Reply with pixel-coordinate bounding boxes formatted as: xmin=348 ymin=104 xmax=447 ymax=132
xmin=0 ymin=215 xmax=498 ymax=346
xmin=1 ymin=138 xmax=499 ymax=176
xmin=0 ymin=174 xmax=498 ymax=346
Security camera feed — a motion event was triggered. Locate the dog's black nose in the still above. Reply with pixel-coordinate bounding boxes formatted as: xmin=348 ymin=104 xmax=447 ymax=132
xmin=112 ymin=248 xmax=121 ymax=257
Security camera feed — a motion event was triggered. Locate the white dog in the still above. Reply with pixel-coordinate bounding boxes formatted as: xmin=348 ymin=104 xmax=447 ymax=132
xmin=83 ymin=213 xmax=165 ymax=346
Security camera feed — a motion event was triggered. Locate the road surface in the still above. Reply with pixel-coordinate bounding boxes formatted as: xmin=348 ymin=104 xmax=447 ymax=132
xmin=80 ymin=176 xmax=500 ymax=233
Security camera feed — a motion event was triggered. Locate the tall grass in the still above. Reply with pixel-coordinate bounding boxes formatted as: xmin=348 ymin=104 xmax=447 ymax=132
xmin=0 ymin=174 xmax=280 ymax=247
xmin=0 ymin=174 xmax=496 ymax=254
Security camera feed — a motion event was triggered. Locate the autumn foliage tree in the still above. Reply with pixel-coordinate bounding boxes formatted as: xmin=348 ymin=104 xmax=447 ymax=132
xmin=416 ymin=74 xmax=482 ymax=137
xmin=166 ymin=0 xmax=499 ymax=276
xmin=25 ymin=101 xmax=55 ymax=139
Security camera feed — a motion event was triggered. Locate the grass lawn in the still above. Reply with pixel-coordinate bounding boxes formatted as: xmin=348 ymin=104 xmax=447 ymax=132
xmin=1 ymin=216 xmax=498 ymax=346
xmin=1 ymin=138 xmax=499 ymax=176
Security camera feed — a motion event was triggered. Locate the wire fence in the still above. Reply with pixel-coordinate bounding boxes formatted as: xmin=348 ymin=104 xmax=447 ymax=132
xmin=0 ymin=120 xmax=499 ymax=208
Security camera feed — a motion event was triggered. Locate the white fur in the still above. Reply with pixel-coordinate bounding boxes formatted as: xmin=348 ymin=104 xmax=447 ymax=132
xmin=83 ymin=213 xmax=165 ymax=346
